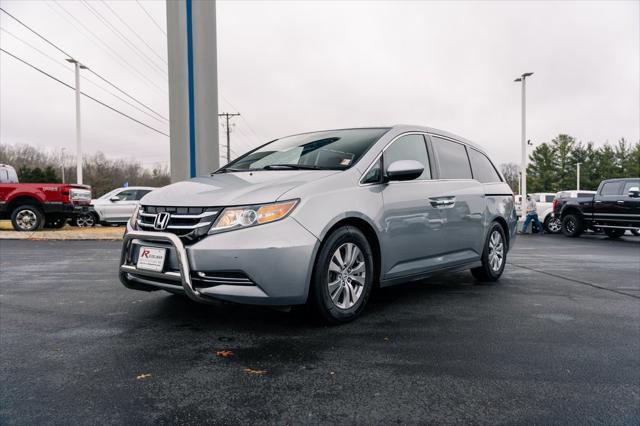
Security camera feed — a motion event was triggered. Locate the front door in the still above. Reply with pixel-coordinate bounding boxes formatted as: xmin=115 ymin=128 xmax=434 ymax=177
xmin=594 ymin=180 xmax=625 ymax=224
xmin=105 ymin=189 xmax=139 ymax=222
xmin=620 ymin=180 xmax=640 ymax=227
xmin=379 ymin=134 xmax=447 ymax=280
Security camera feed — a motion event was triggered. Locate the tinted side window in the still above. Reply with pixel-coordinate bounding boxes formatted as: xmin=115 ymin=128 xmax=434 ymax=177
xmin=384 ymin=134 xmax=431 ymax=180
xmin=578 ymin=192 xmax=594 ymax=198
xmin=600 ymin=182 xmax=622 ymax=196
xmin=622 ymin=180 xmax=640 ymax=194
xmin=545 ymin=195 xmax=555 ymax=202
xmin=468 ymin=149 xmax=501 ymax=183
xmin=136 ymin=190 xmax=152 ymax=200
xmin=117 ymin=190 xmax=138 ymax=201
xmin=432 ymin=137 xmax=472 ymax=179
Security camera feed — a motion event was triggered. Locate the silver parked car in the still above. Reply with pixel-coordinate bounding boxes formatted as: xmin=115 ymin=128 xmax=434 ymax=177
xmin=75 ymin=186 xmax=155 ymax=227
xmin=120 ymin=126 xmax=517 ymax=323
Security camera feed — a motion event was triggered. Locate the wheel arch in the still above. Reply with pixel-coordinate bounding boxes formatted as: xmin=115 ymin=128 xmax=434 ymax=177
xmin=7 ymin=195 xmax=44 ymax=213
xmin=491 ymin=215 xmax=510 ymax=251
xmin=312 ymin=216 xmax=382 ymax=291
xmin=561 ymin=206 xmax=583 ymax=219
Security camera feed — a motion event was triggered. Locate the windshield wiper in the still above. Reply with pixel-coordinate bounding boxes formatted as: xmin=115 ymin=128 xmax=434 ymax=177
xmin=214 ymin=167 xmax=253 ymax=174
xmin=262 ymin=164 xmax=329 ymax=170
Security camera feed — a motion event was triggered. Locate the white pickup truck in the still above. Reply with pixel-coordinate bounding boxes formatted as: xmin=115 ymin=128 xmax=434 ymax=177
xmin=515 ymin=192 xmax=561 ymax=233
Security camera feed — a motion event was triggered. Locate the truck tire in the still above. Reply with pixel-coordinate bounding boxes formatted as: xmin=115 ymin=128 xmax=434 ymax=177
xmin=562 ymin=214 xmax=583 ymax=238
xmin=630 ymin=229 xmax=640 ymax=236
xmin=11 ymin=204 xmax=45 ymax=232
xmin=604 ymin=228 xmax=625 ymax=239
xmin=544 ymin=216 xmax=562 ymax=234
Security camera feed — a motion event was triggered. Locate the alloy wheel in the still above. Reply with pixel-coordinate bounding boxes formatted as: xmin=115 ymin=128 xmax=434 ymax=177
xmin=548 ymin=218 xmax=562 ymax=233
xmin=327 ymin=242 xmax=366 ymax=309
xmin=488 ymin=230 xmax=504 ymax=272
xmin=76 ymin=214 xmax=95 ymax=227
xmin=16 ymin=209 xmax=37 ymax=231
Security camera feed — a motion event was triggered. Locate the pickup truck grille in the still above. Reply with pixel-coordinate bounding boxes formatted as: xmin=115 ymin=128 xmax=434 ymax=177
xmin=137 ymin=206 xmax=220 ymax=243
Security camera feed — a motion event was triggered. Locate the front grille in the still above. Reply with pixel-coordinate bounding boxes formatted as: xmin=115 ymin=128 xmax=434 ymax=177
xmin=137 ymin=206 xmax=220 ymax=243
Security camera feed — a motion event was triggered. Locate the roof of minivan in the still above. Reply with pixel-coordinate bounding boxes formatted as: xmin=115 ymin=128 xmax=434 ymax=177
xmin=389 ymin=125 xmax=484 ymax=152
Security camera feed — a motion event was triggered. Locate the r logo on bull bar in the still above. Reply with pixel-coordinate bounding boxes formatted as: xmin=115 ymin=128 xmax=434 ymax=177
xmin=153 ymin=212 xmax=171 ymax=230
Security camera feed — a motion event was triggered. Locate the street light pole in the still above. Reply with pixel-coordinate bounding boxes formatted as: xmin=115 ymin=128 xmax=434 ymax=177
xmin=61 ymin=148 xmax=66 ymax=183
xmin=514 ymin=72 xmax=533 ymax=204
xmin=66 ymin=59 xmax=87 ymax=185
xmin=576 ymin=162 xmax=581 ymax=190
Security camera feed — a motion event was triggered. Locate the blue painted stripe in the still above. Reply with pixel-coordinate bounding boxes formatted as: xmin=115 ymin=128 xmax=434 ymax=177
xmin=185 ymin=0 xmax=196 ymax=178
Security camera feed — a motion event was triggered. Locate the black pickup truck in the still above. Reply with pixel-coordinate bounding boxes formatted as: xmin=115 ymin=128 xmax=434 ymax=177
xmin=554 ymin=178 xmax=640 ymax=238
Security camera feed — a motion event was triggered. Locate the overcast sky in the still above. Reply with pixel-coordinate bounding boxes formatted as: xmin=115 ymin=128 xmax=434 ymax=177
xmin=1 ymin=0 xmax=638 ymax=169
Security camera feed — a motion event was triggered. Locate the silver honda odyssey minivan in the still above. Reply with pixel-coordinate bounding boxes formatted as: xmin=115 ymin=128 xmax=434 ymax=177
xmin=120 ymin=125 xmax=517 ymax=323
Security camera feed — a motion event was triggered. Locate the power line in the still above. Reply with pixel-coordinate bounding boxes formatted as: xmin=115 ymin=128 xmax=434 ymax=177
xmin=50 ymin=1 xmax=168 ymax=94
xmin=135 ymin=0 xmax=166 ymax=36
xmin=0 ymin=7 xmax=73 ymax=58
xmin=100 ymin=0 xmax=167 ymax=65
xmin=0 ymin=6 xmax=168 ymax=122
xmin=0 ymin=26 xmax=168 ymax=126
xmin=86 ymin=69 xmax=169 ymax=122
xmin=80 ymin=0 xmax=168 ymax=77
xmin=1 ymin=48 xmax=169 ymax=137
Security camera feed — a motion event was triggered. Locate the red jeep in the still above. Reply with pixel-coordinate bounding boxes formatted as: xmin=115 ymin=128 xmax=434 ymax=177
xmin=0 ymin=165 xmax=92 ymax=231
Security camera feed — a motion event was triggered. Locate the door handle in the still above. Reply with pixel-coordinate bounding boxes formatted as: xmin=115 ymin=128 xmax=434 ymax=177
xmin=429 ymin=197 xmax=456 ymax=208
xmin=595 ymin=201 xmax=602 ymax=203
xmin=617 ymin=200 xmax=624 ymax=204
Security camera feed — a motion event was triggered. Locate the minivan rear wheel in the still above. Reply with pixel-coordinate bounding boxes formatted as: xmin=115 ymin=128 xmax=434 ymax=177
xmin=310 ymin=226 xmax=374 ymax=324
xmin=471 ymin=222 xmax=506 ymax=282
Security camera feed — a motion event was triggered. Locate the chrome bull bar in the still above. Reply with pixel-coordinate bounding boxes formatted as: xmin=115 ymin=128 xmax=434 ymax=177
xmin=120 ymin=230 xmax=206 ymax=303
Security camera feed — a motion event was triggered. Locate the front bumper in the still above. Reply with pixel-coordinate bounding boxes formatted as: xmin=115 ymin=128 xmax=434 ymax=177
xmin=119 ymin=218 xmax=320 ymax=305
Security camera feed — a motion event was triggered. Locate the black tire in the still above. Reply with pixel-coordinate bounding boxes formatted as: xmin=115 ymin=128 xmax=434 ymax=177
xmin=471 ymin=222 xmax=507 ymax=282
xmin=73 ymin=212 xmax=96 ymax=227
xmin=544 ymin=216 xmax=562 ymax=234
xmin=562 ymin=214 xmax=583 ymax=237
xmin=604 ymin=228 xmax=625 ymax=239
xmin=44 ymin=214 xmax=67 ymax=228
xmin=310 ymin=226 xmax=374 ymax=325
xmin=10 ymin=204 xmax=45 ymax=232
xmin=630 ymin=229 xmax=640 ymax=237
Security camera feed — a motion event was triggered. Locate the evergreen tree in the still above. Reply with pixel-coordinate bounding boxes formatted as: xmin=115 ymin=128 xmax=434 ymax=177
xmin=550 ymin=134 xmax=575 ymax=190
xmin=527 ymin=143 xmax=556 ymax=192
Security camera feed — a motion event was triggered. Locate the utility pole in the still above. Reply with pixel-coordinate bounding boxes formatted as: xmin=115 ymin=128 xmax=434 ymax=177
xmin=514 ymin=72 xmax=534 ymax=202
xmin=576 ymin=162 xmax=581 ymax=190
xmin=218 ymin=112 xmax=240 ymax=163
xmin=66 ymin=58 xmax=87 ymax=185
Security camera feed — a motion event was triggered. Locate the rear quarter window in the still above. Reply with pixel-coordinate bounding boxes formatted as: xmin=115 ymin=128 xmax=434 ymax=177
xmin=468 ymin=149 xmax=502 ymax=183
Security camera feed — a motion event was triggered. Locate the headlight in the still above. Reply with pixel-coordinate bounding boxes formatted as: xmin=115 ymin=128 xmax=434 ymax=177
xmin=209 ymin=199 xmax=298 ymax=234
xmin=129 ymin=203 xmax=141 ymax=229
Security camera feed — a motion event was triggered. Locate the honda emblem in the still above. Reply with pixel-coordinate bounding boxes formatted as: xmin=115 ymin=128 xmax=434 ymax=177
xmin=153 ymin=212 xmax=171 ymax=231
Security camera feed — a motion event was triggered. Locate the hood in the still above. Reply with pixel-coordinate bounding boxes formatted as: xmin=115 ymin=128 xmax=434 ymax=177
xmin=140 ymin=170 xmax=339 ymax=207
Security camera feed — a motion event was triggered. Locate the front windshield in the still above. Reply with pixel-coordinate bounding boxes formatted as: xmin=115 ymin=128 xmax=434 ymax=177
xmin=221 ymin=128 xmax=390 ymax=171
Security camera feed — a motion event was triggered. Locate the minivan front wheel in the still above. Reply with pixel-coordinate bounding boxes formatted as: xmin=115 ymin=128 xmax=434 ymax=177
xmin=471 ymin=223 xmax=506 ymax=282
xmin=310 ymin=226 xmax=374 ymax=324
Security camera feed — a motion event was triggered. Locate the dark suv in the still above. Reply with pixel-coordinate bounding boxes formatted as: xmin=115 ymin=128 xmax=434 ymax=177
xmin=554 ymin=178 xmax=640 ymax=238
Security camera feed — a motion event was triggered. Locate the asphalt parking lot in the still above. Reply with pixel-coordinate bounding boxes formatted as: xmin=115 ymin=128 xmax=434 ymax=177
xmin=1 ymin=234 xmax=639 ymax=425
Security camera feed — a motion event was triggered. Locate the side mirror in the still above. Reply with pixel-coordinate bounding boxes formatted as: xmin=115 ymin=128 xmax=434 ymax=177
xmin=386 ymin=160 xmax=424 ymax=182
xmin=109 ymin=196 xmax=120 ymax=202
xmin=628 ymin=187 xmax=640 ymax=198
